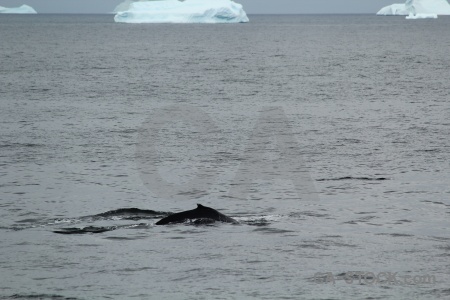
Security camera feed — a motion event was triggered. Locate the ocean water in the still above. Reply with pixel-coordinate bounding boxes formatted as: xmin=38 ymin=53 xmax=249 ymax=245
xmin=0 ymin=14 xmax=449 ymax=299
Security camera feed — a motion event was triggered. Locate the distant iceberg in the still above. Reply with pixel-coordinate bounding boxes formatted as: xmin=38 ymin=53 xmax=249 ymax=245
xmin=377 ymin=0 xmax=450 ymax=16
xmin=114 ymin=0 xmax=249 ymax=23
xmin=0 ymin=4 xmax=37 ymax=14
xmin=377 ymin=3 xmax=409 ymax=15
xmin=406 ymin=12 xmax=438 ymax=18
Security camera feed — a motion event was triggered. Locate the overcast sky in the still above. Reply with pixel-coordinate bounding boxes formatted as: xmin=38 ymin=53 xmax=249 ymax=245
xmin=0 ymin=0 xmax=399 ymax=14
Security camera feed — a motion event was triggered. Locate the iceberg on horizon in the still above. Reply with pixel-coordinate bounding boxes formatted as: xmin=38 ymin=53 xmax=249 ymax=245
xmin=377 ymin=3 xmax=409 ymax=15
xmin=114 ymin=0 xmax=249 ymax=23
xmin=406 ymin=12 xmax=438 ymax=18
xmin=377 ymin=0 xmax=450 ymax=16
xmin=0 ymin=4 xmax=37 ymax=14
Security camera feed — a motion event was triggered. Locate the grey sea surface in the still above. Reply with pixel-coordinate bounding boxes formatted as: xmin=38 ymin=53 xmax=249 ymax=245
xmin=0 ymin=14 xmax=449 ymax=299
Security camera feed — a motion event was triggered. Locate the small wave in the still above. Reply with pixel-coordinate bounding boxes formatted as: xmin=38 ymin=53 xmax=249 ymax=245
xmin=0 ymin=143 xmax=43 ymax=148
xmin=289 ymin=211 xmax=330 ymax=218
xmin=316 ymin=176 xmax=389 ymax=181
xmin=3 ymin=294 xmax=80 ymax=300
xmin=53 ymin=226 xmax=117 ymax=234
xmin=241 ymin=219 xmax=271 ymax=226
xmin=237 ymin=215 xmax=286 ymax=226
xmin=252 ymin=227 xmax=295 ymax=234
xmin=53 ymin=223 xmax=153 ymax=235
xmin=376 ymin=233 xmax=414 ymax=237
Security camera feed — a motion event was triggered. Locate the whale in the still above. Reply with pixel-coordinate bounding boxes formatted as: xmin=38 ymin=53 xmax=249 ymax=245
xmin=155 ymin=204 xmax=238 ymax=225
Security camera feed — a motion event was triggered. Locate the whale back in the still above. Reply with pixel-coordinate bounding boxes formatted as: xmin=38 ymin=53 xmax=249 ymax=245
xmin=155 ymin=204 xmax=238 ymax=225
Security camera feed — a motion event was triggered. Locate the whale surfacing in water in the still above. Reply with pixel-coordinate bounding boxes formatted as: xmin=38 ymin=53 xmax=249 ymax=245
xmin=155 ymin=204 xmax=238 ymax=225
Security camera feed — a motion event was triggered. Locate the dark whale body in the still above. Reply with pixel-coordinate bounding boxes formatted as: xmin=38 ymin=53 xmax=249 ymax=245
xmin=156 ymin=204 xmax=238 ymax=225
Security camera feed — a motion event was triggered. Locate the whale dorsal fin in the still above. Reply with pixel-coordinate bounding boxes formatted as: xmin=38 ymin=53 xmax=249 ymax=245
xmin=197 ymin=204 xmax=206 ymax=209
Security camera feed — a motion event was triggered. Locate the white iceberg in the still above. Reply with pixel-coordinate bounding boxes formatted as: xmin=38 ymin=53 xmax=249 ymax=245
xmin=377 ymin=0 xmax=450 ymax=15
xmin=0 ymin=4 xmax=37 ymax=14
xmin=406 ymin=12 xmax=438 ymax=18
xmin=377 ymin=3 xmax=409 ymax=15
xmin=114 ymin=0 xmax=249 ymax=23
